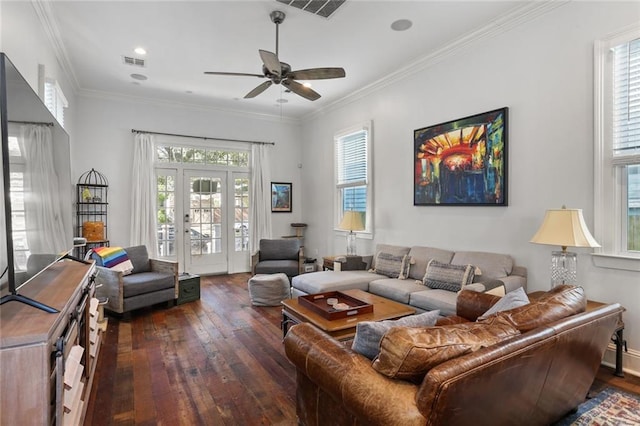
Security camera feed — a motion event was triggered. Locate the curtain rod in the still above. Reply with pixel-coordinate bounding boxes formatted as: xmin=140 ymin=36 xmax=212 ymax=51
xmin=8 ymin=120 xmax=54 ymax=126
xmin=131 ymin=129 xmax=274 ymax=145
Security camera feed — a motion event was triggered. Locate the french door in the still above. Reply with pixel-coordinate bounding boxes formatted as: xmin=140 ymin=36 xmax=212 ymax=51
xmin=156 ymin=168 xmax=250 ymax=275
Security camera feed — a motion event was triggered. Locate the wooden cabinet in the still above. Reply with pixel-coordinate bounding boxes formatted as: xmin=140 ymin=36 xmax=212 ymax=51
xmin=0 ymin=259 xmax=100 ymax=426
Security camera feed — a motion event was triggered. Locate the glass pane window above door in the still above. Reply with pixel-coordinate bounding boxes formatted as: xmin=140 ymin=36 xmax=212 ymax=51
xmin=156 ymin=145 xmax=248 ymax=167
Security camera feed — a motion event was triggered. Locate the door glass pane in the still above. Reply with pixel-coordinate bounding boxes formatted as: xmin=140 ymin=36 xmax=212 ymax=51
xmin=234 ymin=177 xmax=249 ymax=252
xmin=190 ymin=176 xmax=221 ymax=255
xmin=157 ymin=174 xmax=176 ymax=257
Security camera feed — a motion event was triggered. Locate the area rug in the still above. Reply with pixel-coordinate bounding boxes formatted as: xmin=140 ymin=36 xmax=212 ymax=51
xmin=554 ymin=387 xmax=640 ymax=425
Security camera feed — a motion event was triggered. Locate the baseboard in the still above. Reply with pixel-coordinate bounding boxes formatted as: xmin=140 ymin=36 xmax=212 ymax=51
xmin=602 ymin=343 xmax=640 ymax=378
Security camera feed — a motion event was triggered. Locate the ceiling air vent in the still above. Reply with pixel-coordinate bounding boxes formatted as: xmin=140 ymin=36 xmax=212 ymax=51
xmin=275 ymin=0 xmax=346 ymax=18
xmin=123 ymin=56 xmax=145 ymax=67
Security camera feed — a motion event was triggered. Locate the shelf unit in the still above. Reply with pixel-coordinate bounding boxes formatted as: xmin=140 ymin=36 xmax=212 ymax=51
xmin=76 ymin=169 xmax=109 ymax=258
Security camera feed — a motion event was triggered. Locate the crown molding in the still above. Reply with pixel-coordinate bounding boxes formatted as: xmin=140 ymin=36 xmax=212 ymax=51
xmin=76 ymin=88 xmax=301 ymax=125
xmin=31 ymin=0 xmax=80 ymax=92
xmin=302 ymin=0 xmax=571 ymax=122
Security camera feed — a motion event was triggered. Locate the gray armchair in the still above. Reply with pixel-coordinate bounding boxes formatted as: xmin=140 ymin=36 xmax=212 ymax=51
xmin=95 ymin=245 xmax=178 ymax=314
xmin=251 ymin=238 xmax=303 ymax=280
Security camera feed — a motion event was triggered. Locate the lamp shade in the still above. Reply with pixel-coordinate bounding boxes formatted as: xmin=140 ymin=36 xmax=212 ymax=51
xmin=338 ymin=211 xmax=364 ymax=232
xmin=530 ymin=208 xmax=600 ymax=249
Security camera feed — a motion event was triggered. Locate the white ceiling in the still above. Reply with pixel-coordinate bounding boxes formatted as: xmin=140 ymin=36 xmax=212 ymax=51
xmin=45 ymin=0 xmax=527 ymax=119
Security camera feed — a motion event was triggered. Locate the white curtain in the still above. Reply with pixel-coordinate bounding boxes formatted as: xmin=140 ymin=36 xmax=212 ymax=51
xmin=249 ymin=143 xmax=272 ymax=254
xmin=22 ymin=124 xmax=69 ymax=253
xmin=130 ymin=133 xmax=158 ymax=254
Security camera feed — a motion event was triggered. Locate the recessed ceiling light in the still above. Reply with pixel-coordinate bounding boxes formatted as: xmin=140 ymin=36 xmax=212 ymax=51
xmin=134 ymin=47 xmax=147 ymax=55
xmin=130 ymin=73 xmax=148 ymax=81
xmin=391 ymin=19 xmax=412 ymax=31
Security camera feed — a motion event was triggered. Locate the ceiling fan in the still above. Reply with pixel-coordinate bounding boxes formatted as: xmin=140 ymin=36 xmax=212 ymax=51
xmin=204 ymin=10 xmax=346 ymax=101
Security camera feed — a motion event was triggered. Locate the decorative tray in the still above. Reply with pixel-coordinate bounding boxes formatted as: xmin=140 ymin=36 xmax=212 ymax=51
xmin=298 ymin=291 xmax=373 ymax=320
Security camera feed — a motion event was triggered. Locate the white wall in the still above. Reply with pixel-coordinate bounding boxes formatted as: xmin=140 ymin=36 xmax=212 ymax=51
xmin=72 ymin=95 xmax=303 ymax=248
xmin=300 ymin=1 xmax=640 ymax=375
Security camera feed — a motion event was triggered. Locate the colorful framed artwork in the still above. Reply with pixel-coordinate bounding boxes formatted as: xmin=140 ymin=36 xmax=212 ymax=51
xmin=271 ymin=182 xmax=292 ymax=212
xmin=414 ymin=107 xmax=508 ymax=206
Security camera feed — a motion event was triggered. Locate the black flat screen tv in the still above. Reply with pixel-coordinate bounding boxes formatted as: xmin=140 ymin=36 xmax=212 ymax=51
xmin=0 ymin=53 xmax=75 ymax=312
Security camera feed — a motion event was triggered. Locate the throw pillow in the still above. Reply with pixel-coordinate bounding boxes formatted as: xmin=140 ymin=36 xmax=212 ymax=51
xmin=423 ymin=259 xmax=475 ymax=292
xmin=372 ymin=316 xmax=520 ymax=382
xmin=351 ymin=311 xmax=440 ymax=360
xmin=92 ymin=246 xmax=134 ymax=275
xmin=477 ymin=286 xmax=529 ymax=320
xmin=373 ymin=252 xmax=411 ymax=279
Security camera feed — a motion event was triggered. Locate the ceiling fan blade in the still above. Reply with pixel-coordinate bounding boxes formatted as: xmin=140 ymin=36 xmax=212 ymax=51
xmin=283 ymin=79 xmax=321 ymax=101
xmin=259 ymin=50 xmax=281 ymax=77
xmin=204 ymin=71 xmax=265 ymax=78
xmin=244 ymin=81 xmax=273 ymax=99
xmin=290 ymin=67 xmax=346 ymax=80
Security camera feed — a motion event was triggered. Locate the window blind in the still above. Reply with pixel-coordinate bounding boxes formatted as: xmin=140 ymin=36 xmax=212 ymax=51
xmin=613 ymin=38 xmax=640 ymax=164
xmin=335 ymin=129 xmax=367 ymax=186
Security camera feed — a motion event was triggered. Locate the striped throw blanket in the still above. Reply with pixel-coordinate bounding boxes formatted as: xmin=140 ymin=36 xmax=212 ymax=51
xmin=92 ymin=246 xmax=134 ymax=275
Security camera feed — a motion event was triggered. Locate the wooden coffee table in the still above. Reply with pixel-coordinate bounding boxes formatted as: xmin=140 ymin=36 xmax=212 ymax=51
xmin=281 ymin=289 xmax=415 ymax=341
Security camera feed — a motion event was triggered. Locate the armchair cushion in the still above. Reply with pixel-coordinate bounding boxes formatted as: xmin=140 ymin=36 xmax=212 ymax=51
xmin=259 ymin=239 xmax=300 ymax=260
xmin=125 ymin=245 xmax=151 ymax=273
xmin=122 ymin=272 xmax=176 ymax=298
xmin=254 ymin=260 xmax=299 ymax=277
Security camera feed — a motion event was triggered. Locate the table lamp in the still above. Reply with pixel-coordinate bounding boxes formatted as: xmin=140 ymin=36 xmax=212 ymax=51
xmin=338 ymin=211 xmax=364 ymax=255
xmin=530 ymin=206 xmax=600 ymax=287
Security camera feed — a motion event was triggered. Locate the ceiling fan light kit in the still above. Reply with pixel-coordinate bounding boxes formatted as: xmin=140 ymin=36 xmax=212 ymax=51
xmin=204 ymin=10 xmax=345 ymax=101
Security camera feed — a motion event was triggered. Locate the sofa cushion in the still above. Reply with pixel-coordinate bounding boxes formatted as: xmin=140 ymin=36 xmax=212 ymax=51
xmin=371 ymin=244 xmax=411 ymax=269
xmin=291 ymin=271 xmax=382 ymax=295
xmin=423 ymin=259 xmax=475 ymax=292
xmin=478 ymin=286 xmax=529 ymax=320
xmin=451 ymin=251 xmax=513 ymax=281
xmin=478 ymin=285 xmax=586 ymax=332
xmin=372 ymin=316 xmax=520 ymax=382
xmin=368 ymin=278 xmax=428 ymax=304
xmin=259 ymin=239 xmax=300 ymax=261
xmin=409 ymin=289 xmax=459 ymax=317
xmin=351 ymin=311 xmax=440 ymax=360
xmin=125 ymin=245 xmax=151 ymax=273
xmin=407 ymin=246 xmax=455 ymax=280
xmin=373 ymin=252 xmax=411 ymax=279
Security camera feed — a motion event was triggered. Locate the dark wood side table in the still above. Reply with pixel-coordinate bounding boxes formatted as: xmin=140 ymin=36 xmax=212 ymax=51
xmin=586 ymin=298 xmax=626 ymax=377
xmin=177 ymin=273 xmax=201 ymax=305
xmin=322 ymin=255 xmax=367 ymax=271
xmin=528 ymin=291 xmax=626 ymax=377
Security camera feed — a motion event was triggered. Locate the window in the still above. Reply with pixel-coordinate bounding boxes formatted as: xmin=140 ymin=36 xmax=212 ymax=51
xmin=334 ymin=122 xmax=372 ymax=234
xmin=7 ymin=135 xmax=28 ymax=271
xmin=44 ymin=79 xmax=68 ymax=127
xmin=594 ymin=28 xmax=640 ymax=270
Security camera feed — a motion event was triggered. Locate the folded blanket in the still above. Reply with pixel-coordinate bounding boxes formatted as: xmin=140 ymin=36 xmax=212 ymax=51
xmin=92 ymin=246 xmax=134 ymax=275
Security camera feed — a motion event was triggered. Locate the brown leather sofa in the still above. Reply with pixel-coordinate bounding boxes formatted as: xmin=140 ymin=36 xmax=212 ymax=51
xmin=283 ymin=285 xmax=623 ymax=426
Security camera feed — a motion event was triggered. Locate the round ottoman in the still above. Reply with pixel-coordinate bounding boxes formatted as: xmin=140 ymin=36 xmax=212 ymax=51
xmin=248 ymin=273 xmax=291 ymax=306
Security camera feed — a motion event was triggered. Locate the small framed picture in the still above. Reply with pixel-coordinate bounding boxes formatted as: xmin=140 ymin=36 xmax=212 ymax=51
xmin=271 ymin=182 xmax=292 ymax=213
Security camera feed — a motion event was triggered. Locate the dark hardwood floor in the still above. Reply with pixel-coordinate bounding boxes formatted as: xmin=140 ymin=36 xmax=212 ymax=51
xmin=84 ymin=273 xmax=640 ymax=425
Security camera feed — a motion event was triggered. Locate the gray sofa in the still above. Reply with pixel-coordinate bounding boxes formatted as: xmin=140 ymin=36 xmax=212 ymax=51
xmin=291 ymin=244 xmax=527 ymax=316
